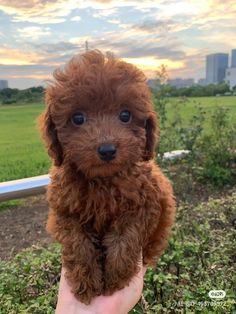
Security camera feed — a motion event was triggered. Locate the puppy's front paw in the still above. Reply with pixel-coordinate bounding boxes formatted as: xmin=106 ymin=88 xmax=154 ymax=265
xmin=66 ymin=269 xmax=103 ymax=304
xmin=102 ymin=231 xmax=141 ymax=294
xmin=102 ymin=242 xmax=140 ymax=295
xmin=74 ymin=284 xmax=99 ymax=304
xmin=103 ymin=259 xmax=140 ymax=295
xmin=64 ymin=258 xmax=103 ymax=304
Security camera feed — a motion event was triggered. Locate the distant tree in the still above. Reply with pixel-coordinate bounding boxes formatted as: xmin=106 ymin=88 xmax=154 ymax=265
xmin=29 ymin=86 xmax=44 ymax=93
xmin=0 ymin=86 xmax=44 ymax=105
xmin=165 ymin=82 xmax=231 ymax=97
xmin=0 ymin=88 xmax=18 ymax=98
xmin=155 ymin=64 xmax=168 ymax=86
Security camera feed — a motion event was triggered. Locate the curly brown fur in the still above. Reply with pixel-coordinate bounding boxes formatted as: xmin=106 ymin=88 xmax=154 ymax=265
xmin=39 ymin=50 xmax=176 ymax=304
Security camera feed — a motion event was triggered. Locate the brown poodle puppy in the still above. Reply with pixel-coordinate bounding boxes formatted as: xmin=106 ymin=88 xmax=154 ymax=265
xmin=39 ymin=50 xmax=175 ymax=304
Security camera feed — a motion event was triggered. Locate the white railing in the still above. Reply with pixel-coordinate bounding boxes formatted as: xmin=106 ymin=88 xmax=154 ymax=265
xmin=0 ymin=150 xmax=191 ymax=203
xmin=0 ymin=175 xmax=50 ymax=202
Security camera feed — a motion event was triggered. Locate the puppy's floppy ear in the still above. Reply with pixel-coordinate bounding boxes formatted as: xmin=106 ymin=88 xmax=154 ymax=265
xmin=39 ymin=108 xmax=63 ymax=167
xmin=144 ymin=112 xmax=159 ymax=161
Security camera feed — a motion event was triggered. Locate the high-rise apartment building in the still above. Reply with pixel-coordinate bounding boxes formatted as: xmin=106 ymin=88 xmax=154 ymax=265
xmin=225 ymin=49 xmax=236 ymax=89
xmin=0 ymin=80 xmax=8 ymax=90
xmin=231 ymin=49 xmax=236 ymax=67
xmin=206 ymin=53 xmax=229 ymax=84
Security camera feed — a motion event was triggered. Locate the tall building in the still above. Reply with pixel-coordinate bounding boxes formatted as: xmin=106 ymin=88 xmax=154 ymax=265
xmin=0 ymin=80 xmax=8 ymax=90
xmin=225 ymin=68 xmax=236 ymax=89
xmin=225 ymin=49 xmax=236 ymax=89
xmin=231 ymin=49 xmax=236 ymax=67
xmin=206 ymin=53 xmax=229 ymax=84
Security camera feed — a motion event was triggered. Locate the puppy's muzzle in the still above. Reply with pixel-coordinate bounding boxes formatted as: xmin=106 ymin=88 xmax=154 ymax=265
xmin=98 ymin=144 xmax=116 ymax=161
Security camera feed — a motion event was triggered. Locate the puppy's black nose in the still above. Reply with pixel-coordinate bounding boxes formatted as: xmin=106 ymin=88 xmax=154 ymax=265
xmin=98 ymin=144 xmax=116 ymax=161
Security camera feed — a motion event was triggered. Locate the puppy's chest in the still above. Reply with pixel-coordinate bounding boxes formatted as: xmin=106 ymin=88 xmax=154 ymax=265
xmin=78 ymin=181 xmax=143 ymax=234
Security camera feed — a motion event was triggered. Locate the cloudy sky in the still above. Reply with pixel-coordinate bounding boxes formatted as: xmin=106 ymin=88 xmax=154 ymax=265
xmin=0 ymin=0 xmax=236 ymax=89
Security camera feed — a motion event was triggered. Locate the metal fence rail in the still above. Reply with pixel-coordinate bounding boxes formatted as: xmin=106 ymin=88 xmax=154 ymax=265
xmin=0 ymin=175 xmax=50 ymax=202
xmin=0 ymin=150 xmax=191 ymax=203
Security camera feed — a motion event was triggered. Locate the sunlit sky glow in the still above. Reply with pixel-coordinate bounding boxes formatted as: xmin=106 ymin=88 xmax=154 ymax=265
xmin=0 ymin=0 xmax=236 ymax=88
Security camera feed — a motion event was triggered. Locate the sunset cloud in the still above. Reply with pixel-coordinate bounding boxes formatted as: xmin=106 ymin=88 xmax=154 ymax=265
xmin=0 ymin=48 xmax=44 ymax=65
xmin=123 ymin=57 xmax=184 ymax=78
xmin=0 ymin=0 xmax=73 ymax=24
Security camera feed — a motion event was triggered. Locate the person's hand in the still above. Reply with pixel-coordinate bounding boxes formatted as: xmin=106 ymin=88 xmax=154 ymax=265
xmin=56 ymin=261 xmax=146 ymax=314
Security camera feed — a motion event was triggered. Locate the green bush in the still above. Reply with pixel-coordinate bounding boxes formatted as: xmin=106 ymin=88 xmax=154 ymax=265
xmin=134 ymin=193 xmax=236 ymax=313
xmin=155 ymin=94 xmax=236 ymax=188
xmin=0 ymin=245 xmax=61 ymax=314
xmin=194 ymin=107 xmax=236 ymax=186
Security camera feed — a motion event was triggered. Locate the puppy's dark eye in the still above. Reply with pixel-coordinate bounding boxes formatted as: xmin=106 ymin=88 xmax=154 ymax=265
xmin=119 ymin=110 xmax=131 ymax=123
xmin=71 ymin=113 xmax=86 ymax=126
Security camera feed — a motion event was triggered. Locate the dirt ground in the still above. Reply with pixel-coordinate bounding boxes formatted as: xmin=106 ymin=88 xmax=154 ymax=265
xmin=0 ymin=195 xmax=52 ymax=260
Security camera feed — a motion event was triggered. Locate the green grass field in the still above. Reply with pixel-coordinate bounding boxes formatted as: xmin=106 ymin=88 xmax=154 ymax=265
xmin=0 ymin=103 xmax=50 ymax=182
xmin=0 ymin=96 xmax=235 ymax=182
xmin=165 ymin=96 xmax=236 ymax=124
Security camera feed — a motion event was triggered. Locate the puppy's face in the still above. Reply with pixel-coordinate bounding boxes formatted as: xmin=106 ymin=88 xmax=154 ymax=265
xmin=40 ymin=51 xmax=158 ymax=178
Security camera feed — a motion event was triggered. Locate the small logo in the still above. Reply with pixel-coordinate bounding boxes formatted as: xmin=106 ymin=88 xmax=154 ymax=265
xmin=208 ymin=290 xmax=226 ymax=299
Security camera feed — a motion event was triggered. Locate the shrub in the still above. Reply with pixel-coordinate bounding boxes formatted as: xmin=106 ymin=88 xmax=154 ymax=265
xmin=0 ymin=245 xmax=61 ymax=314
xmin=133 ymin=193 xmax=236 ymax=313
xmin=155 ymin=92 xmax=235 ymax=189
xmin=194 ymin=107 xmax=236 ymax=186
